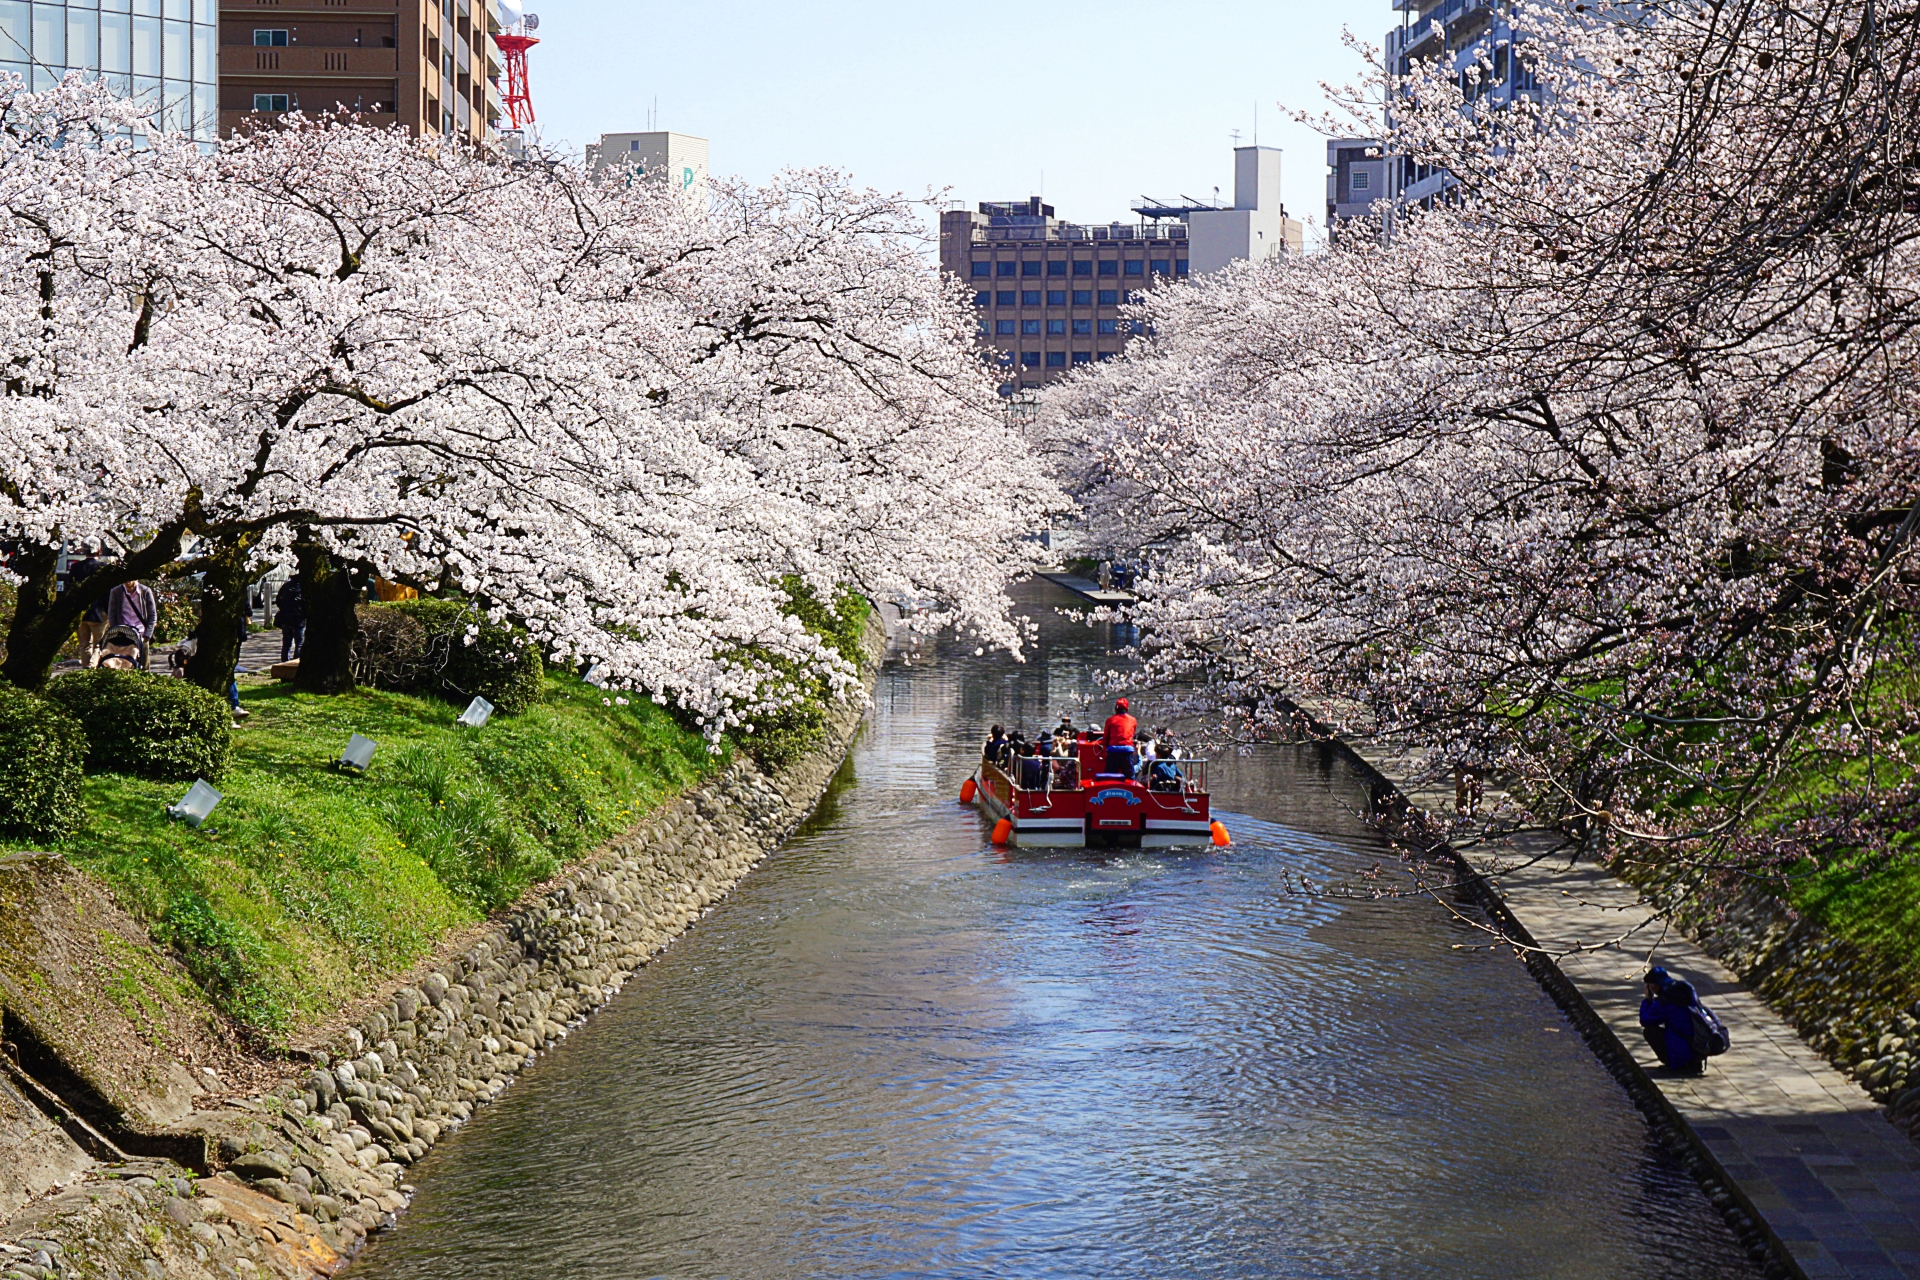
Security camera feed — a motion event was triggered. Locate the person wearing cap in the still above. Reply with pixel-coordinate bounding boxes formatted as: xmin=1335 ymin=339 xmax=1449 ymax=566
xmin=1640 ymin=967 xmax=1705 ymax=1075
xmin=1103 ymin=698 xmax=1138 ymax=776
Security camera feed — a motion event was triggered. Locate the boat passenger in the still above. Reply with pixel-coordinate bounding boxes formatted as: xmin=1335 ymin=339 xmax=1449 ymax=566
xmin=984 ymin=724 xmax=1007 ymax=766
xmin=1136 ymin=733 xmax=1157 ymax=779
xmin=1017 ymin=739 xmax=1049 ymax=791
xmin=1103 ymin=698 xmax=1138 ymax=776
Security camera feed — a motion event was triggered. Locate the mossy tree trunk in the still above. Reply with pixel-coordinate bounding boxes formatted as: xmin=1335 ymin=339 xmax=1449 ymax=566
xmin=184 ymin=531 xmax=259 ymax=698
xmin=293 ymin=535 xmax=361 ymax=695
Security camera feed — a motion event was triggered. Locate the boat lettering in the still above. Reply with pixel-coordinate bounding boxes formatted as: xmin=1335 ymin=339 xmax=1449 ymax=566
xmin=1092 ymin=788 xmax=1141 ymax=806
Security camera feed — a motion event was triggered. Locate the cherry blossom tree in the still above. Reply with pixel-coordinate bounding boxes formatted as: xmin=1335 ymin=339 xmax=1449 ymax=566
xmin=1049 ymin=0 xmax=1920 ymax=890
xmin=0 ymin=81 xmax=1063 ymax=731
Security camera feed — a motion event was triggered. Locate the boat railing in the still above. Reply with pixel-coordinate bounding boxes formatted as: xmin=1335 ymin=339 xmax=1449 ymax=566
xmin=1012 ymin=755 xmax=1080 ymax=792
xmin=1144 ymin=757 xmax=1207 ymax=794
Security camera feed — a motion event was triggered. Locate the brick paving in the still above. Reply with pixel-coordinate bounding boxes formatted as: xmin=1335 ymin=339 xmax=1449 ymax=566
xmin=1332 ymin=732 xmax=1920 ymax=1280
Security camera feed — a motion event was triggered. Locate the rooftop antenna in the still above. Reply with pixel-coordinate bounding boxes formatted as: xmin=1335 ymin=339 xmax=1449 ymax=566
xmin=1254 ymin=101 xmax=1259 ymax=145
xmin=1230 ymin=127 xmax=1242 ymax=147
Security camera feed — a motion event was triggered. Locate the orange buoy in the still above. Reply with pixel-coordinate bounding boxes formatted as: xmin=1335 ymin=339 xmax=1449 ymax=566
xmin=991 ymin=818 xmax=1012 ymax=846
xmin=960 ymin=777 xmax=977 ymax=804
xmin=1210 ymin=821 xmax=1232 ymax=847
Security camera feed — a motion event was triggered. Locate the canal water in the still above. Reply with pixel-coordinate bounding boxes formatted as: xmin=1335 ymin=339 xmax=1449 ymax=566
xmin=349 ymin=581 xmax=1759 ymax=1280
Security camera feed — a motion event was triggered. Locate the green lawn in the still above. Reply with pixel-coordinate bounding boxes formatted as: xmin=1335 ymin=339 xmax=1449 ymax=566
xmin=5 ymin=675 xmax=717 ymax=1039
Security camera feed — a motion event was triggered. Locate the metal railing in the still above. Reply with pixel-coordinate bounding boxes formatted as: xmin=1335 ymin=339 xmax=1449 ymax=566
xmin=1142 ymin=757 xmax=1207 ymax=794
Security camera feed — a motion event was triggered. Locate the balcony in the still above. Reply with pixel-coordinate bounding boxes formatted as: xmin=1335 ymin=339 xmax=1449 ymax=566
xmin=221 ymin=46 xmax=400 ymax=77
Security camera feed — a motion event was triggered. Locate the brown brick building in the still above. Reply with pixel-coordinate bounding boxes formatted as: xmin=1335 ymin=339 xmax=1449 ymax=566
xmin=219 ymin=0 xmax=499 ymax=142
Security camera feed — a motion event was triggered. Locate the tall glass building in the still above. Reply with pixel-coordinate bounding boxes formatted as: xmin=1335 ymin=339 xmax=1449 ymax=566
xmin=0 ymin=0 xmax=219 ymax=141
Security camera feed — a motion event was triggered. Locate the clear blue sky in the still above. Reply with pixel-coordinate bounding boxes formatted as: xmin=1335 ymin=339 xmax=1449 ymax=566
xmin=524 ymin=1 xmax=1381 ymax=247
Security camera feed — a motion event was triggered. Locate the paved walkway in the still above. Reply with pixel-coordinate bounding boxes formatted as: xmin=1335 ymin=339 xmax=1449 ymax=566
xmin=1334 ymin=732 xmax=1920 ymax=1280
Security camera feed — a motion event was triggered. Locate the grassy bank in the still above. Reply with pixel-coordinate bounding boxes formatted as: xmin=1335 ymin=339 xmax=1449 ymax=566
xmin=1 ymin=676 xmax=717 ymax=1038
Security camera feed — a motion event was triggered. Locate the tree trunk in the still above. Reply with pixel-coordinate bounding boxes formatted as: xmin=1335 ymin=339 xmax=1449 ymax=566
xmin=184 ymin=532 xmax=258 ymax=699
xmin=294 ymin=538 xmax=360 ymax=694
xmin=1 ymin=525 xmax=187 ymax=691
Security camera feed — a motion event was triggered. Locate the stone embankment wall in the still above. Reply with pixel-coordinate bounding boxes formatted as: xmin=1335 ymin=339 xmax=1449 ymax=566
xmin=0 ymin=623 xmax=879 ymax=1280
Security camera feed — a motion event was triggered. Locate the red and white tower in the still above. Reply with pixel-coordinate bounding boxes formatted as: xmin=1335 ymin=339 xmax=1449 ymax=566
xmin=495 ymin=9 xmax=539 ymax=129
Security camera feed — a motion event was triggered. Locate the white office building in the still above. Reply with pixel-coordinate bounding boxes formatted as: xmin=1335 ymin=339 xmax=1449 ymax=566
xmin=586 ymin=130 xmax=709 ymax=212
xmin=0 ymin=0 xmax=219 ymax=140
xmin=1185 ymin=146 xmax=1302 ymax=275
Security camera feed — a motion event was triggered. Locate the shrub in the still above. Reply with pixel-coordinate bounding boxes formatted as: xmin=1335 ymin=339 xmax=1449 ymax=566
xmin=45 ymin=669 xmax=231 ymax=781
xmin=0 ymin=688 xmax=85 ymax=840
xmin=354 ymin=599 xmax=544 ymax=715
xmin=350 ymin=604 xmax=429 ymax=691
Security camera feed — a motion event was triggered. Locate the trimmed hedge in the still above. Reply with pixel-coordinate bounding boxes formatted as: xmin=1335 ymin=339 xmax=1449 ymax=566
xmin=0 ymin=688 xmax=85 ymax=840
xmin=352 ymin=599 xmax=544 ymax=715
xmin=44 ymin=669 xmax=232 ymax=781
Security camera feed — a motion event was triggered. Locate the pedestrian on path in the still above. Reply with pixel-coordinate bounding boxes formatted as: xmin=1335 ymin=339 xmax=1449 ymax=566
xmin=69 ymin=538 xmax=109 ymax=666
xmin=104 ymin=578 xmax=157 ymax=670
xmin=275 ymin=576 xmax=306 ymax=661
xmin=1641 ymin=967 xmax=1708 ymax=1076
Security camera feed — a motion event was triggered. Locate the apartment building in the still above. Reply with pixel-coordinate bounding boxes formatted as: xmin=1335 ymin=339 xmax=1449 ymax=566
xmin=0 ymin=0 xmax=221 ymax=139
xmin=219 ymin=0 xmax=499 ymax=142
xmin=1328 ymin=0 xmax=1548 ymax=238
xmin=943 ymin=146 xmax=1301 ymax=391
xmin=1326 ymin=138 xmax=1387 ymax=237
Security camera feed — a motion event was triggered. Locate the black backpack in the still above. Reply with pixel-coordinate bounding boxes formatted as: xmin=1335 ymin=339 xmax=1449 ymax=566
xmin=1690 ymin=1002 xmax=1731 ymax=1057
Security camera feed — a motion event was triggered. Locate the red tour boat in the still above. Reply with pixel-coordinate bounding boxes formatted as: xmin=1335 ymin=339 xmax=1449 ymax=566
xmin=962 ymin=732 xmax=1225 ymax=849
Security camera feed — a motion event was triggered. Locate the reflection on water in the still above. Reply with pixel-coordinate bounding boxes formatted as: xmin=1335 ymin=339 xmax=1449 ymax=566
xmin=349 ymin=582 xmax=1758 ymax=1280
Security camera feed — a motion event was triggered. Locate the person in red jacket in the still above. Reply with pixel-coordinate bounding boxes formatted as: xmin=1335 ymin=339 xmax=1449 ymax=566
xmin=1104 ymin=698 xmax=1138 ymax=775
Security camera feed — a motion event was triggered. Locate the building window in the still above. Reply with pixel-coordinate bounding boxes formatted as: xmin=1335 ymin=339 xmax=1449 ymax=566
xmin=1021 ymin=261 xmax=1042 ymax=277
xmin=1175 ymin=260 xmax=1190 ymax=276
xmin=1072 ymin=290 xmax=1091 ymax=306
xmin=1072 ymin=318 xmax=1091 ymax=335
xmin=1047 ymin=260 xmax=1067 ymax=276
xmin=1098 ymin=260 xmax=1118 ymax=276
xmin=1150 ymin=260 xmax=1170 ymax=274
xmin=1072 ymin=261 xmax=1092 ymax=276
xmin=1098 ymin=289 xmax=1119 ymax=305
xmin=1351 ymin=170 xmax=1371 ymax=191
xmin=973 ymin=292 xmax=990 ymax=307
xmin=1072 ymin=352 xmax=1092 ymax=365
xmin=1046 ymin=290 xmax=1066 ymax=306
xmin=971 ymin=262 xmax=992 ymax=278
xmin=997 ymin=291 xmax=1016 ymax=306
xmin=977 ymin=321 xmax=989 ymax=334
xmin=1097 ymin=352 xmax=1115 ymax=362
xmin=997 ymin=262 xmax=1017 ymax=277
xmin=1022 ymin=319 xmax=1041 ymax=335
xmin=996 ymin=320 xmax=1016 ymax=335
xmin=1021 ymin=290 xmax=1041 ymax=307
xmin=1124 ymin=260 xmax=1145 ymax=276
xmin=997 ymin=383 xmax=1015 ymax=397
xmin=254 ymin=93 xmax=290 ymax=111
xmin=253 ymin=28 xmax=289 ymax=46
xmin=1046 ymin=352 xmax=1066 ymax=367
xmin=1047 ymin=319 xmax=1066 ymax=335
xmin=1098 ymin=319 xmax=1119 ymax=334
xmin=1022 ymin=352 xmax=1041 ymax=367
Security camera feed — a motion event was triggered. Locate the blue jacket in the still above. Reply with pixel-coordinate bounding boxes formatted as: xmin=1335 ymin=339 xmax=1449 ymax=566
xmin=1641 ymin=986 xmax=1702 ymax=1070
